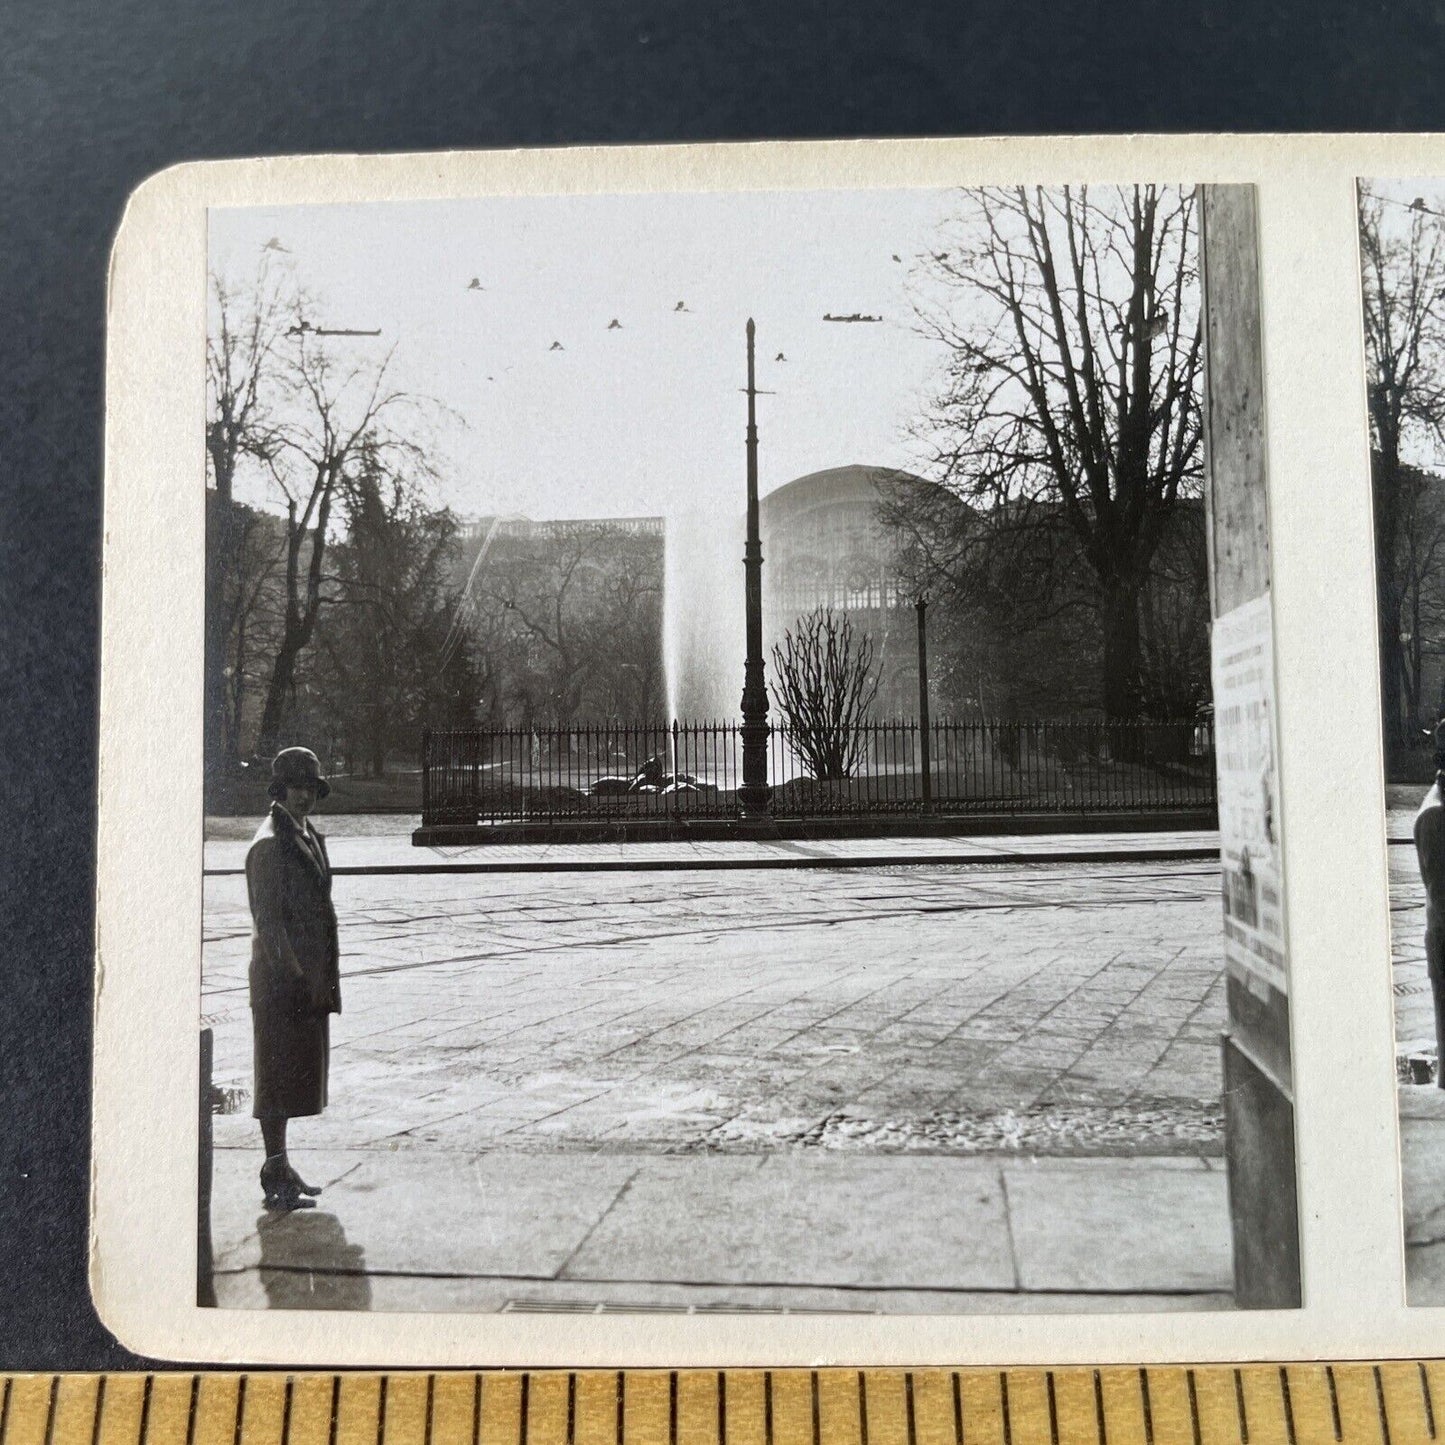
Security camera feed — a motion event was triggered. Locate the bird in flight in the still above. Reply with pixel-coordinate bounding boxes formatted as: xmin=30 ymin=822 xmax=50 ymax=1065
xmin=549 ymin=340 xmax=565 ymax=351
xmin=286 ymin=319 xmax=381 ymax=337
xmin=262 ymin=237 xmax=289 ymax=253
xmin=467 ymin=277 xmax=484 ymax=291
xmin=674 ymin=301 xmax=690 ymax=313
xmin=891 ymin=253 xmax=902 ymax=262
xmin=775 ymin=352 xmax=787 ymax=362
xmin=608 ymin=318 xmax=622 ymax=330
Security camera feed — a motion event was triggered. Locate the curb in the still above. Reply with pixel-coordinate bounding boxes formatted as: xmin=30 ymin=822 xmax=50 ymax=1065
xmin=204 ymin=845 xmax=1220 ymax=877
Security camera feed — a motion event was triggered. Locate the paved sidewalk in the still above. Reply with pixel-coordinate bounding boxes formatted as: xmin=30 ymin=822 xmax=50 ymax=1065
xmin=211 ymin=1149 xmax=1231 ymax=1313
xmin=204 ymin=855 xmax=1231 ymax=1310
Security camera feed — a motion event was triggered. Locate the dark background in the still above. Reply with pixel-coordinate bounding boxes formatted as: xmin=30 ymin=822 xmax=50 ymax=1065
xmin=5 ymin=0 xmax=1445 ymax=1370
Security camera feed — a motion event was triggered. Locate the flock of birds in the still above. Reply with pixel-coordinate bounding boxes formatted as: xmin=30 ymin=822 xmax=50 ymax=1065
xmin=260 ymin=231 xmax=1191 ymax=365
xmin=261 ymin=234 xmax=896 ymax=364
xmin=461 ymin=273 xmax=886 ymax=358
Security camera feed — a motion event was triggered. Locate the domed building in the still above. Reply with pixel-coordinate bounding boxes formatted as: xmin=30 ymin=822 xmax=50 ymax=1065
xmin=760 ymin=464 xmax=929 ymax=717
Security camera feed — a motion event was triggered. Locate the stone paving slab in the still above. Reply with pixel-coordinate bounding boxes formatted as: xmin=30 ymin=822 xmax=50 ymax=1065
xmin=209 ymin=1147 xmax=1231 ymax=1312
xmin=213 ymin=1150 xmax=639 ymax=1279
xmin=558 ymin=1155 xmax=1014 ymax=1291
xmin=1401 ymin=1105 xmax=1445 ymax=1305
xmin=1003 ymin=1158 xmax=1229 ymax=1293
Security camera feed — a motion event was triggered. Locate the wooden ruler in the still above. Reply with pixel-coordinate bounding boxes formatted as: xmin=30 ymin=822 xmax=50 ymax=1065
xmin=0 ymin=1367 xmax=1439 ymax=1445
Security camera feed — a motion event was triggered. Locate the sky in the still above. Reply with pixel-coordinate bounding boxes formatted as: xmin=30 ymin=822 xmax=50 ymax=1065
xmin=208 ymin=187 xmax=967 ymax=525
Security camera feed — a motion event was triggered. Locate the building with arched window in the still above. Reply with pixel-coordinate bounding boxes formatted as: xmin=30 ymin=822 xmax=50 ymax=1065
xmin=760 ymin=464 xmax=930 ymax=717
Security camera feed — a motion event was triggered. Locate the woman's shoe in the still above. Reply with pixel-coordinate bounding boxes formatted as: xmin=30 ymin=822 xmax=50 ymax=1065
xmin=284 ymin=1162 xmax=322 ymax=1197
xmin=260 ymin=1154 xmax=316 ymax=1212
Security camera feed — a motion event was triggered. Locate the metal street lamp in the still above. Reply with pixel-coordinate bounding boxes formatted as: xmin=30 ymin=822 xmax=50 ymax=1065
xmin=916 ymin=595 xmax=932 ymax=813
xmin=737 ymin=319 xmax=774 ymax=827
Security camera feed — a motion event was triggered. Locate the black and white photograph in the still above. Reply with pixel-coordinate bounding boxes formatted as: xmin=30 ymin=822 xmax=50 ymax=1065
xmin=188 ymin=175 xmax=1302 ymax=1317
xmin=1361 ymin=177 xmax=1445 ymax=1305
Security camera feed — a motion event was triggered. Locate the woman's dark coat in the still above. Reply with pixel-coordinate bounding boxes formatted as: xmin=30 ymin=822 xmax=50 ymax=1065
xmin=246 ymin=802 xmax=341 ymax=1119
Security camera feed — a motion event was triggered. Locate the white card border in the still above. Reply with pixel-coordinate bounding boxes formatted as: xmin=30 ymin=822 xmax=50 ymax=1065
xmin=94 ymin=133 xmax=1419 ymax=1364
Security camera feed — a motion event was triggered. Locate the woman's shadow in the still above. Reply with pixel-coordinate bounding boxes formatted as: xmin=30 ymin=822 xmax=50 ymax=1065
xmin=254 ymin=1209 xmax=372 ymax=1311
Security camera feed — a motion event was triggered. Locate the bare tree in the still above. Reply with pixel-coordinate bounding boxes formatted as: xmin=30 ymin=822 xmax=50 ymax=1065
xmin=205 ymin=265 xmax=289 ymax=769
xmin=1395 ymin=466 xmax=1445 ymax=732
xmin=465 ymin=523 xmax=664 ymax=725
xmin=770 ymin=607 xmax=882 ymax=780
xmin=314 ymin=458 xmax=467 ymax=776
xmin=220 ymin=503 xmax=287 ymax=759
xmin=252 ymin=328 xmax=431 ymax=757
xmin=1359 ymin=186 xmax=1445 ymax=753
xmin=908 ymin=185 xmax=1203 ymax=722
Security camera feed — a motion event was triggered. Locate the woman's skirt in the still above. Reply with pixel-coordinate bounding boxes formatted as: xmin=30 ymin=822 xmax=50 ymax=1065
xmin=250 ymin=974 xmax=330 ymax=1119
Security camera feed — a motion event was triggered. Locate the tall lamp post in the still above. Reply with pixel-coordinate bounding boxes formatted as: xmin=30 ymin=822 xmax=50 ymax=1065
xmin=737 ymin=319 xmax=774 ymax=825
xmin=916 ymin=595 xmax=932 ymax=813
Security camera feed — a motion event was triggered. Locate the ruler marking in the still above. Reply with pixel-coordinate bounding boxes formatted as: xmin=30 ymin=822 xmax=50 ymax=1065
xmin=234 ymin=1376 xmax=248 ymax=1445
xmin=95 ymin=1379 xmax=111 ymax=1445
xmin=1278 ymin=1369 xmax=1295 ymax=1445
xmin=50 ymin=1369 xmax=1445 ymax=1445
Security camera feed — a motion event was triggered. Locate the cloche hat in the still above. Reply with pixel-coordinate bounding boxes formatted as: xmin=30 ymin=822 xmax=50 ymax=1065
xmin=267 ymin=746 xmax=330 ymax=801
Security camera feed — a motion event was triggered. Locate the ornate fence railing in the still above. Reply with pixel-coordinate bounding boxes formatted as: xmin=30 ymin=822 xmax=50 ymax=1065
xmin=421 ymin=718 xmax=1215 ymax=826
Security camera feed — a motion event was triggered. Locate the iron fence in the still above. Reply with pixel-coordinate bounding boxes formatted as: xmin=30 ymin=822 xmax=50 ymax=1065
xmin=422 ymin=718 xmax=1215 ymax=826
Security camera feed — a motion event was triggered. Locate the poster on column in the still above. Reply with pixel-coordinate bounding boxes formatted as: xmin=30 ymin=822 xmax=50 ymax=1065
xmin=1211 ymin=590 xmax=1289 ymax=998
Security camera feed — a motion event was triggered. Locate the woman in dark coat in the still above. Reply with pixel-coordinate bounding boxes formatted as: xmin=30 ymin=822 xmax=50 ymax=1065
xmin=246 ymin=747 xmax=342 ymax=1210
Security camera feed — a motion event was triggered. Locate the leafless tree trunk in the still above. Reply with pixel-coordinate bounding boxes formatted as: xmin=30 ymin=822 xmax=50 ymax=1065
xmin=206 ymin=265 xmax=287 ymax=771
xmin=909 ymin=185 xmax=1203 ymax=722
xmin=770 ymin=607 xmax=881 ymax=780
xmin=1359 ymin=186 xmax=1445 ymax=756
